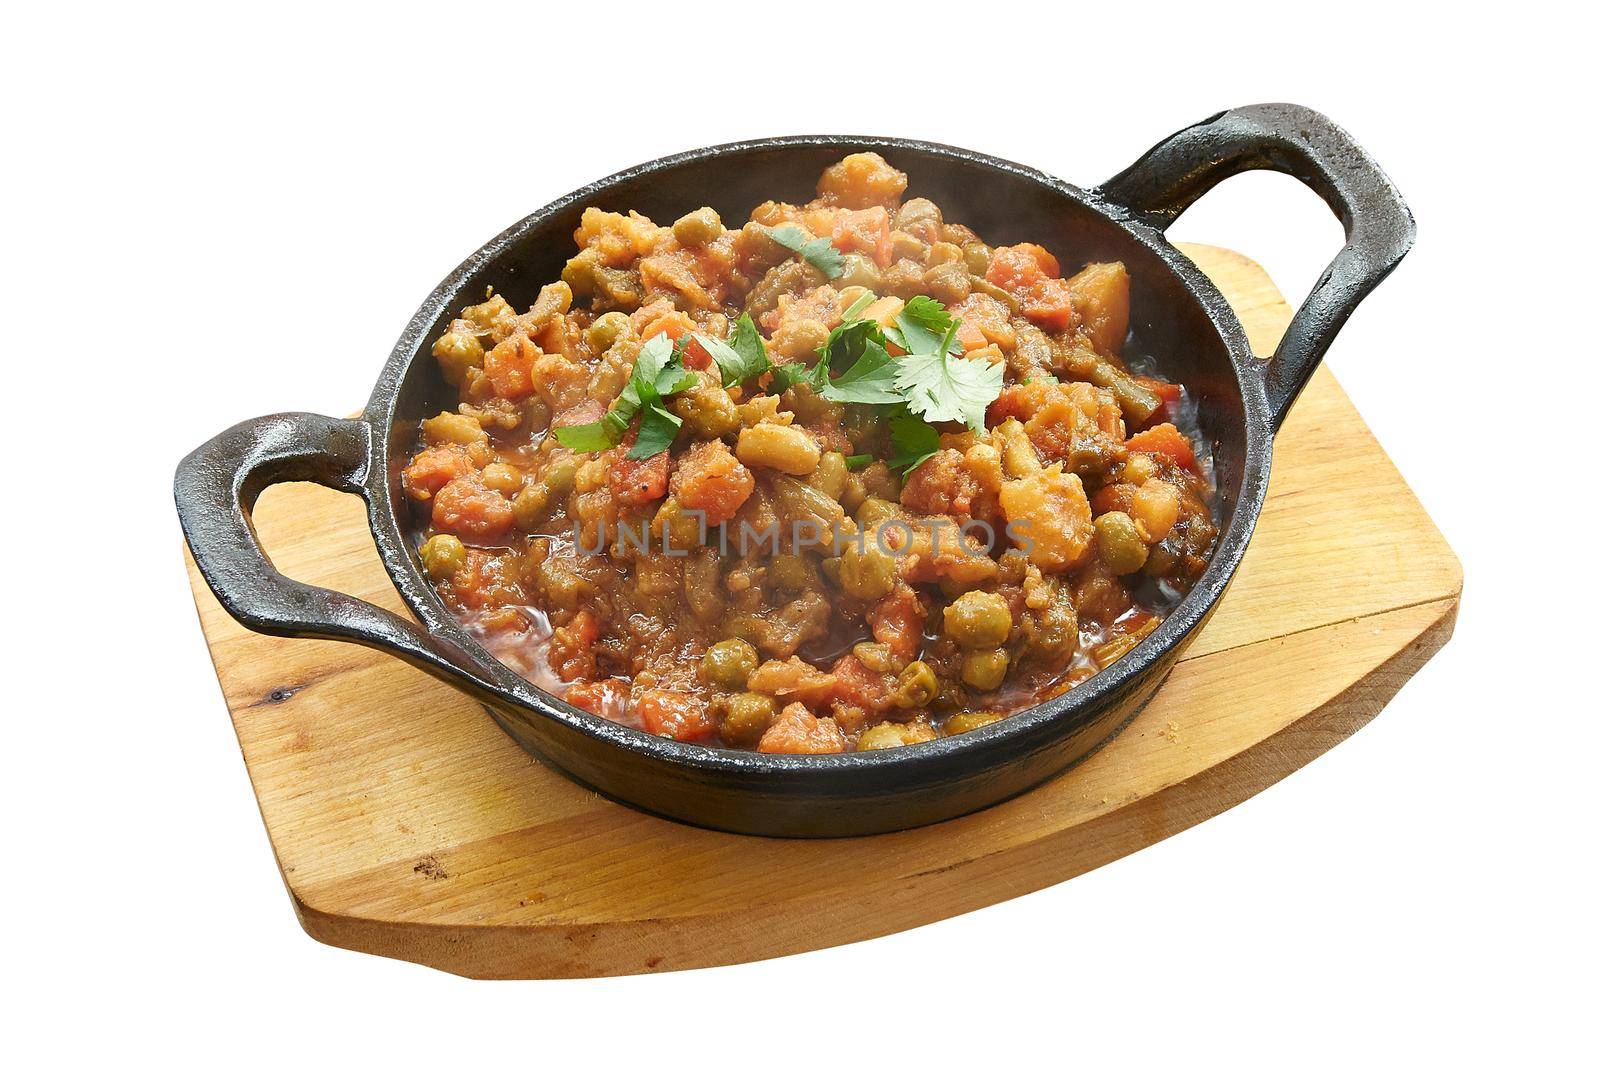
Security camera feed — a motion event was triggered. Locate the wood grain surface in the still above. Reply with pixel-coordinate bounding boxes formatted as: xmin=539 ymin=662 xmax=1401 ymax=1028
xmin=183 ymin=244 xmax=1462 ymax=979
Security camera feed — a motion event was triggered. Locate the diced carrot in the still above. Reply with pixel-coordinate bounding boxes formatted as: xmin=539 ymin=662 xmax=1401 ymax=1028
xmin=956 ymin=320 xmax=988 ymax=350
xmin=1021 ymin=277 xmax=1077 ymax=330
xmin=1091 ymin=483 xmax=1138 ymax=516
xmin=635 ymin=690 xmax=716 ymax=742
xmin=986 ymin=244 xmax=1076 ymax=330
xmin=669 ymin=439 xmax=754 ymax=525
xmin=1126 ymin=422 xmax=1197 ymax=470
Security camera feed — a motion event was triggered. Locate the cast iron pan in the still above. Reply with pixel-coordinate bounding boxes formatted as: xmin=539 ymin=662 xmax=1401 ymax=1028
xmin=176 ymin=103 xmax=1413 ymax=836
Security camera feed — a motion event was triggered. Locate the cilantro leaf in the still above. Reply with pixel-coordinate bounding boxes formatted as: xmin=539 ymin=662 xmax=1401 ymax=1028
xmin=766 ymin=223 xmax=844 ymax=279
xmin=890 ymin=297 xmax=1003 ymax=432
xmin=770 ymin=356 xmax=828 ymax=394
xmin=628 ymin=402 xmax=683 ymax=459
xmin=552 ymin=332 xmax=693 ymax=455
xmin=884 ymin=295 xmax=955 ymax=354
xmin=696 ymin=313 xmax=771 ymax=387
xmin=887 ymin=411 xmax=940 ymax=472
xmin=820 ymin=337 xmax=900 ymax=405
xmin=553 ymin=420 xmax=615 ymax=452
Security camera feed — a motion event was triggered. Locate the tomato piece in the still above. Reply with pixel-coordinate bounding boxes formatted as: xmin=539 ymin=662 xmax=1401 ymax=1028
xmin=828 ymin=654 xmax=894 ymax=714
xmin=431 ymin=475 xmax=515 ymax=539
xmin=868 ymin=586 xmax=925 ymax=662
xmin=681 ymin=335 xmax=712 ymax=370
xmin=635 ymin=689 xmax=715 ymax=742
xmin=755 ymin=703 xmax=846 ymax=754
xmin=831 ymin=206 xmax=891 ymax=267
xmin=564 ymin=678 xmax=631 ymax=722
xmin=483 ymin=334 xmax=540 ymax=401
xmin=1133 ymin=375 xmax=1183 ymax=424
xmin=609 ymin=438 xmax=671 ymax=507
xmin=549 ymin=609 xmax=600 ymax=682
xmin=402 ymin=445 xmax=474 ymax=502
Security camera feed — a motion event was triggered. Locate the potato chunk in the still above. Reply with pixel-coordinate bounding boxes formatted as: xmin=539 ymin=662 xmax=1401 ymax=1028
xmin=815 ymin=152 xmax=908 ymax=209
xmin=1065 ymin=261 xmax=1130 ymax=358
xmin=999 ymin=465 xmax=1094 ymax=572
xmin=736 ymin=423 xmax=822 ymax=475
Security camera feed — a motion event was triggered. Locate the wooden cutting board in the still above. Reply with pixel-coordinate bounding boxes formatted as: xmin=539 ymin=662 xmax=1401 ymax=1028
xmin=183 ymin=244 xmax=1461 ymax=979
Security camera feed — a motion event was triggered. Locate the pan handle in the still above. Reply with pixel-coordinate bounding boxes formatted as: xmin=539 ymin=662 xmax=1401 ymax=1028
xmin=174 ymin=412 xmax=497 ymax=693
xmin=1097 ymin=102 xmax=1415 ymax=430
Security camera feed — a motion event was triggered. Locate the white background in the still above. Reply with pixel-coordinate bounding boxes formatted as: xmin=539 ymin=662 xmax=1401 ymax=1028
xmin=5 ymin=3 xmax=1592 ymax=1061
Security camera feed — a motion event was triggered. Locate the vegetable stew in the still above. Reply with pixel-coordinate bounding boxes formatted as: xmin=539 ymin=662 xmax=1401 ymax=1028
xmin=402 ymin=153 xmax=1217 ymax=753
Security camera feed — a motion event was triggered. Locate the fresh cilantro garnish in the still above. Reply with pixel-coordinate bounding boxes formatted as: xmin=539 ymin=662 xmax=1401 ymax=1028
xmin=629 ymin=402 xmax=683 ymax=459
xmin=548 ymin=420 xmax=613 ymax=453
xmin=765 ymin=223 xmax=844 ymax=279
xmin=775 ymin=291 xmax=899 ymax=406
xmin=889 ymin=296 xmax=1003 ymax=432
xmin=695 ymin=313 xmax=771 ymax=388
xmin=887 ymin=410 xmax=941 ymax=472
xmin=843 ymin=453 xmax=876 ymax=471
xmin=819 ymin=336 xmax=899 ymax=405
xmin=553 ymin=332 xmax=695 ymax=458
xmin=770 ymin=357 xmax=827 ymax=393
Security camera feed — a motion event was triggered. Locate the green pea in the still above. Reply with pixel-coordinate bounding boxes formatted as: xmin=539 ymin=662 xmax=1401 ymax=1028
xmin=542 ymin=458 xmax=579 ymax=496
xmin=512 ymin=485 xmax=549 ymax=531
xmin=431 ymin=330 xmax=483 ymax=387
xmin=855 ymin=497 xmax=904 ymax=528
xmin=420 ymin=534 xmax=466 ymax=581
xmin=963 ymin=242 xmax=992 ymax=276
xmin=944 ymin=591 xmax=1012 ymax=649
xmin=840 ymin=543 xmax=896 ymax=600
xmin=806 ymin=451 xmax=850 ymax=501
xmin=1095 ymin=511 xmax=1150 ymax=575
xmin=719 ymin=692 xmax=779 ymax=747
xmin=961 ymin=648 xmax=1009 ymax=691
xmin=944 ymin=711 xmax=1005 ymax=736
xmin=833 ymin=253 xmax=882 ymax=291
xmin=585 ymin=311 xmax=632 ymax=354
xmin=893 ymin=660 xmax=939 ymax=709
xmin=672 ymin=207 xmax=725 ymax=246
xmin=702 ymin=639 xmax=759 ymax=690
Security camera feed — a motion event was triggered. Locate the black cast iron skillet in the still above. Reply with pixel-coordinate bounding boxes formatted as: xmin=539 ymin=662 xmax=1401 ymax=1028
xmin=176 ymin=103 xmax=1413 ymax=837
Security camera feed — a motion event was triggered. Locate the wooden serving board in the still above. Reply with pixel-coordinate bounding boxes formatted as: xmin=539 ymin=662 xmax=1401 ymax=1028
xmin=183 ymin=244 xmax=1461 ymax=979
